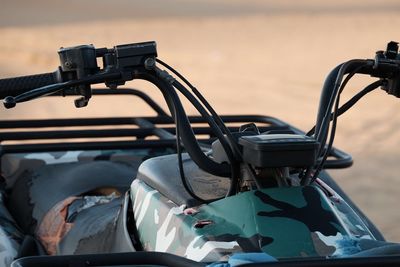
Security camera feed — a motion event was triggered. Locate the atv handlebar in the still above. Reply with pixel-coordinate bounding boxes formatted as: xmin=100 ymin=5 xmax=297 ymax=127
xmin=0 ymin=71 xmax=60 ymax=98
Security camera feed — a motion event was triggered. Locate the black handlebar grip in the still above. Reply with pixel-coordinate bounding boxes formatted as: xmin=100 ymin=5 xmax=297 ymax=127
xmin=0 ymin=71 xmax=59 ymax=99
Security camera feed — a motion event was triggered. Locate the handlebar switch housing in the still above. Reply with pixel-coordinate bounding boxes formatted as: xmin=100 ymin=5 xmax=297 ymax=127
xmin=58 ymin=44 xmax=99 ymax=107
xmin=114 ymin=42 xmax=157 ymax=69
xmin=58 ymin=45 xmax=99 ymax=79
xmin=373 ymin=41 xmax=400 ymax=98
xmin=102 ymin=41 xmax=158 ymax=89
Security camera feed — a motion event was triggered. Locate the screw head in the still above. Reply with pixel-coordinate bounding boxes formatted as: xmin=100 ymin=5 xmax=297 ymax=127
xmin=144 ymin=57 xmax=156 ymax=70
xmin=64 ymin=61 xmax=75 ymax=69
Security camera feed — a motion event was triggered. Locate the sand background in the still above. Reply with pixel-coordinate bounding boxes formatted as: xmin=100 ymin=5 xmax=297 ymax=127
xmin=1 ymin=0 xmax=400 ymax=241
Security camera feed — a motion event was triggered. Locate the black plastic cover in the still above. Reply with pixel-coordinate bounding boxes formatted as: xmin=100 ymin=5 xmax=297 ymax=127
xmin=239 ymin=134 xmax=319 ymax=168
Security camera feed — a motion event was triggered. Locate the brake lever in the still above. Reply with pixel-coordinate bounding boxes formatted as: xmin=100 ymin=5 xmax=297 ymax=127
xmin=3 ymin=83 xmax=65 ymax=108
xmin=3 ymin=71 xmax=121 ymax=109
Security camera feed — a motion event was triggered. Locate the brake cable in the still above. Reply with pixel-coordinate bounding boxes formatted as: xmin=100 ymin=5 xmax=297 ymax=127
xmin=156 ymin=59 xmax=261 ymax=190
xmin=309 ymin=79 xmax=384 ymax=184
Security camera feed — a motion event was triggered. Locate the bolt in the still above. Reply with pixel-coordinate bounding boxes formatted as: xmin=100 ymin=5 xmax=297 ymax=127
xmin=65 ymin=61 xmax=75 ymax=69
xmin=144 ymin=57 xmax=156 ymax=70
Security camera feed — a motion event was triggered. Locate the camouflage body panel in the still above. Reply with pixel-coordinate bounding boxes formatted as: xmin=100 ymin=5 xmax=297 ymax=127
xmin=315 ymin=179 xmax=375 ymax=240
xmin=1 ymin=148 xmax=174 ymax=188
xmin=0 ymin=148 xmax=386 ymax=265
xmin=130 ymin=179 xmax=375 ymax=262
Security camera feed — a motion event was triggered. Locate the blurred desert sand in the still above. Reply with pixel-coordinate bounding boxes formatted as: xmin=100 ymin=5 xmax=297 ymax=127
xmin=1 ymin=0 xmax=400 ymax=240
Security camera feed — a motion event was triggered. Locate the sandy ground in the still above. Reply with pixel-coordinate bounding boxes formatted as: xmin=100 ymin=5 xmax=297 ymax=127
xmin=1 ymin=0 xmax=400 ymax=241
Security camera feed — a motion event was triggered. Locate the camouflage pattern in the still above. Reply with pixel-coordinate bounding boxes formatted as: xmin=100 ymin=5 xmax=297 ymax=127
xmin=0 ymin=148 xmax=390 ymax=265
xmin=0 ymin=148 xmax=172 ymax=267
xmin=130 ymin=179 xmax=376 ymax=262
xmin=1 ymin=148 xmax=174 ymax=188
xmin=0 ymin=191 xmax=23 ymax=267
xmin=315 ymin=179 xmax=376 ymax=241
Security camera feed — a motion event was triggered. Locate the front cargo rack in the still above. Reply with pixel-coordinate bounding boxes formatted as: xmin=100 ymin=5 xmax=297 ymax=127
xmin=0 ymin=88 xmax=352 ymax=169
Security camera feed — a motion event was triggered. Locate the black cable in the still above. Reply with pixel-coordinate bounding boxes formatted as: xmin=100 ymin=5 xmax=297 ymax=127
xmin=144 ymin=69 xmax=219 ymax=202
xmin=140 ymin=70 xmax=231 ymax=177
xmin=311 ymin=67 xmax=365 ymax=183
xmin=156 ymin=59 xmax=242 ymax=160
xmin=315 ymin=62 xmax=364 ymax=154
xmin=172 ymin=80 xmax=236 ymax=164
xmin=175 ymin=113 xmax=223 ymax=203
xmin=312 ymin=86 xmax=342 ymax=182
xmin=318 ymin=66 xmax=376 ymax=160
xmin=156 ymin=59 xmax=196 ymax=91
xmin=175 ymin=81 xmax=261 ymax=191
xmin=314 ymin=60 xmax=371 ymax=152
xmin=153 ymin=72 xmax=218 ymax=202
xmin=172 ymin=79 xmax=240 ymax=196
xmin=155 ymin=61 xmax=244 ymax=194
xmin=314 ymin=64 xmax=346 ymax=145
xmin=156 ymin=59 xmax=261 ymax=191
xmin=309 ymin=80 xmax=383 ymax=183
xmin=317 ymin=79 xmax=383 ymax=171
xmin=302 ymin=67 xmax=361 ymax=185
xmin=151 ymin=68 xmax=240 ymax=201
xmin=307 ymin=77 xmax=382 ymax=137
xmin=191 ymin=85 xmax=247 ymax=165
xmin=335 ymin=79 xmax=385 ymax=117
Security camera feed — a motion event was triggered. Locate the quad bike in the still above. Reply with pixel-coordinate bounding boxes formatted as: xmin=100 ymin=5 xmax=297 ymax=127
xmin=1 ymin=41 xmax=400 ymax=267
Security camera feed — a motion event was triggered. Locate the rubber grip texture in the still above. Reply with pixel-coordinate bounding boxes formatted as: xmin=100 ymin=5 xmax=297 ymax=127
xmin=0 ymin=72 xmax=57 ymax=99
